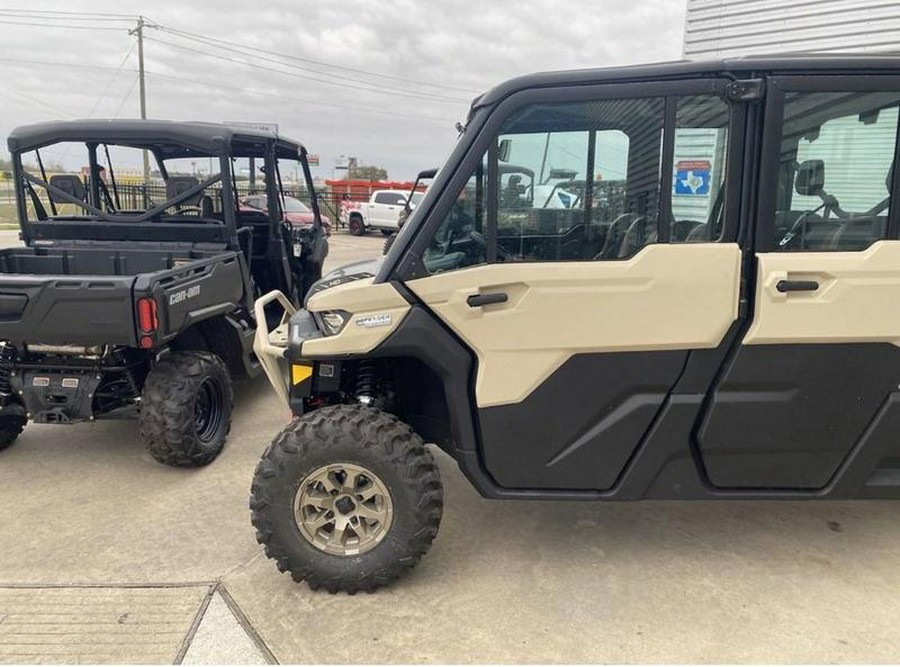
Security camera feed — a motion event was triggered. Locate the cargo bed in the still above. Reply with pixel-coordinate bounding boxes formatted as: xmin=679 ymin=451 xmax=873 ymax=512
xmin=0 ymin=242 xmax=245 ymax=347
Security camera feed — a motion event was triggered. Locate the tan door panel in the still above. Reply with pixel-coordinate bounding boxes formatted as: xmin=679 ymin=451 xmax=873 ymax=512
xmin=745 ymin=240 xmax=900 ymax=346
xmin=408 ymin=243 xmax=742 ymax=407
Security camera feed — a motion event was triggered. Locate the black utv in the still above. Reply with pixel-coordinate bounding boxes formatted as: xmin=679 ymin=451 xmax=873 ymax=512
xmin=0 ymin=120 xmax=327 ymax=465
xmin=251 ymin=54 xmax=900 ymax=593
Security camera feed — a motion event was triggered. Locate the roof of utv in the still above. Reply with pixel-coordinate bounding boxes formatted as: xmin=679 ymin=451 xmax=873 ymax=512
xmin=7 ymin=119 xmax=306 ymax=159
xmin=475 ymin=53 xmax=900 ymax=107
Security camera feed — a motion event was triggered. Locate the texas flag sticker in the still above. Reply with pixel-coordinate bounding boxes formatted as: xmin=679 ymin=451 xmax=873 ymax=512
xmin=674 ymin=160 xmax=711 ymax=196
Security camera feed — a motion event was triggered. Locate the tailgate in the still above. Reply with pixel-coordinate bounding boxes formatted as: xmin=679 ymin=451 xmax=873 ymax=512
xmin=0 ymin=275 xmax=137 ymax=346
xmin=134 ymin=251 xmax=245 ymax=343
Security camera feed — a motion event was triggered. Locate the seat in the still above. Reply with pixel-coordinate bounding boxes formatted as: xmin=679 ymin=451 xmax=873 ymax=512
xmin=558 ymin=224 xmax=587 ymax=260
xmin=684 ymin=223 xmax=709 ymax=242
xmin=502 ymin=175 xmax=524 ymax=208
xmin=671 ymin=219 xmax=701 ymax=242
xmin=199 ymin=195 xmax=215 ymax=218
xmin=594 ymin=213 xmax=637 ymax=259
xmin=48 ymin=174 xmax=86 ymax=205
xmin=424 ymin=251 xmax=466 ymax=273
xmin=617 ymin=216 xmax=656 ymax=258
xmin=166 ymin=176 xmax=201 ymax=205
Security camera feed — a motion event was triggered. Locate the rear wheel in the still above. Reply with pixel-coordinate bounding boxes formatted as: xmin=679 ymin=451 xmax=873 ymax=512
xmin=380 ymin=229 xmax=393 ymax=236
xmin=348 ymin=215 xmax=365 ymax=236
xmin=140 ymin=351 xmax=233 ymax=467
xmin=250 ymin=404 xmax=443 ymax=594
xmin=0 ymin=415 xmax=25 ymax=452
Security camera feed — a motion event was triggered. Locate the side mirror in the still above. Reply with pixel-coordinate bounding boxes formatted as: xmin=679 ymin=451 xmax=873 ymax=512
xmin=498 ymin=139 xmax=511 ymax=163
xmin=417 ymin=168 xmax=438 ymax=180
xmin=795 ymin=159 xmax=825 ymax=197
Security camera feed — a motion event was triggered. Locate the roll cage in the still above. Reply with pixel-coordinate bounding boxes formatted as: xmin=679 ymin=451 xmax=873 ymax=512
xmin=7 ymin=120 xmax=324 ymax=247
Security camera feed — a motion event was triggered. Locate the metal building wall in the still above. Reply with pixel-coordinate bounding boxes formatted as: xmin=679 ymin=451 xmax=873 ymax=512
xmin=683 ymin=0 xmax=900 ymax=59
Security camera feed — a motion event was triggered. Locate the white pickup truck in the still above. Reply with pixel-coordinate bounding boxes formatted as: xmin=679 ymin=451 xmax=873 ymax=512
xmin=346 ymin=189 xmax=424 ymax=236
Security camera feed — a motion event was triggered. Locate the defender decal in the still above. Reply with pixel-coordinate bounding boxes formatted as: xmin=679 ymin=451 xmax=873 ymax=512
xmin=355 ymin=313 xmax=392 ymax=328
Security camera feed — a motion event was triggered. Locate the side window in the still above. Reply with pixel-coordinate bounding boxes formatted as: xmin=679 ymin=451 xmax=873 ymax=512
xmin=773 ymin=91 xmax=900 ymax=252
xmin=671 ymin=95 xmax=730 ymax=243
xmin=495 ymin=97 xmax=665 ymax=261
xmin=417 ymin=90 xmax=733 ymax=274
xmin=423 ymin=155 xmax=487 ymax=275
xmin=374 ymin=192 xmax=396 ymax=205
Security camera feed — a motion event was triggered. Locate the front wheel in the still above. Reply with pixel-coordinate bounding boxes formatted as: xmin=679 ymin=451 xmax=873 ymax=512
xmin=140 ymin=351 xmax=233 ymax=467
xmin=250 ymin=404 xmax=443 ymax=594
xmin=0 ymin=414 xmax=25 ymax=452
xmin=382 ymin=232 xmax=397 ymax=255
xmin=348 ymin=216 xmax=365 ymax=236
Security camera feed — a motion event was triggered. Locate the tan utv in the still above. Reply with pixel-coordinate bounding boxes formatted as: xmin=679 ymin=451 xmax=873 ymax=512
xmin=251 ymin=54 xmax=900 ymax=593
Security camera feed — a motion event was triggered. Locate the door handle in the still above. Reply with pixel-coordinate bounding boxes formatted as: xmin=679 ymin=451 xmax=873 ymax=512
xmin=467 ymin=292 xmax=508 ymax=308
xmin=776 ymin=279 xmax=819 ymax=293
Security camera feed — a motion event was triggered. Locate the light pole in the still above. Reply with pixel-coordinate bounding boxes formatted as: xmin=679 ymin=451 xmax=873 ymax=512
xmin=129 ymin=16 xmax=150 ymax=185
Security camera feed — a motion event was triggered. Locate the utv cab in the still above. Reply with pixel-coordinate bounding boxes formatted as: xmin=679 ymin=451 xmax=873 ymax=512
xmin=0 ymin=119 xmax=327 ymax=465
xmin=252 ymin=54 xmax=900 ymax=593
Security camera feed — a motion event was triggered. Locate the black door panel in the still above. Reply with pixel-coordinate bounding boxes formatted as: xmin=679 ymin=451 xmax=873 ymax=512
xmin=479 ymin=351 xmax=686 ymax=489
xmin=698 ymin=343 xmax=900 ymax=489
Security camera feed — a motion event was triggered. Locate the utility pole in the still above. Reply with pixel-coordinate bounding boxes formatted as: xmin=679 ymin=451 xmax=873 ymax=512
xmin=129 ymin=16 xmax=150 ymax=184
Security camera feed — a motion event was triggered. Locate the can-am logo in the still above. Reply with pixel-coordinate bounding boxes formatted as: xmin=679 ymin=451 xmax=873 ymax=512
xmin=169 ymin=285 xmax=201 ymax=305
xmin=355 ymin=313 xmax=392 ymax=328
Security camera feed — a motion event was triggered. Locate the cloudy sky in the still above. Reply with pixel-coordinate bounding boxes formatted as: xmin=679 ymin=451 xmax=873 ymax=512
xmin=0 ymin=1 xmax=687 ymax=180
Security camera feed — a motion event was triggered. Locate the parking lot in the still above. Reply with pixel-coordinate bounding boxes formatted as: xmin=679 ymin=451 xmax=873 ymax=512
xmin=1 ymin=230 xmax=900 ymax=663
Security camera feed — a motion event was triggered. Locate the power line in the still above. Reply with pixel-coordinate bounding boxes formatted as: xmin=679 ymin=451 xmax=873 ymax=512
xmin=142 ymin=34 xmax=470 ymax=104
xmin=0 ymin=9 xmax=135 ymax=19
xmin=49 ymin=43 xmax=139 ymax=167
xmin=0 ymin=56 xmax=458 ymax=123
xmin=151 ymin=23 xmax=479 ymax=94
xmin=114 ymin=76 xmax=141 ymax=117
xmin=0 ymin=19 xmax=126 ymax=31
xmin=0 ymin=12 xmax=477 ymax=96
xmin=85 ymin=43 xmax=137 ymax=117
xmin=0 ymin=55 xmax=134 ymax=73
xmin=0 ymin=86 xmax=74 ymax=117
xmin=143 ymin=70 xmax=454 ymax=122
xmin=147 ymin=29 xmax=471 ymax=102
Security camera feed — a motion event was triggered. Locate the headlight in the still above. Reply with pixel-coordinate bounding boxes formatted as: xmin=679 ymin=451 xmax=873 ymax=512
xmin=314 ymin=310 xmax=351 ymax=336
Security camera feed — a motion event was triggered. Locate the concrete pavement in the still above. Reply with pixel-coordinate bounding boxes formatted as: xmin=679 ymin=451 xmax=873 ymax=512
xmin=2 ymin=231 xmax=900 ymax=662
